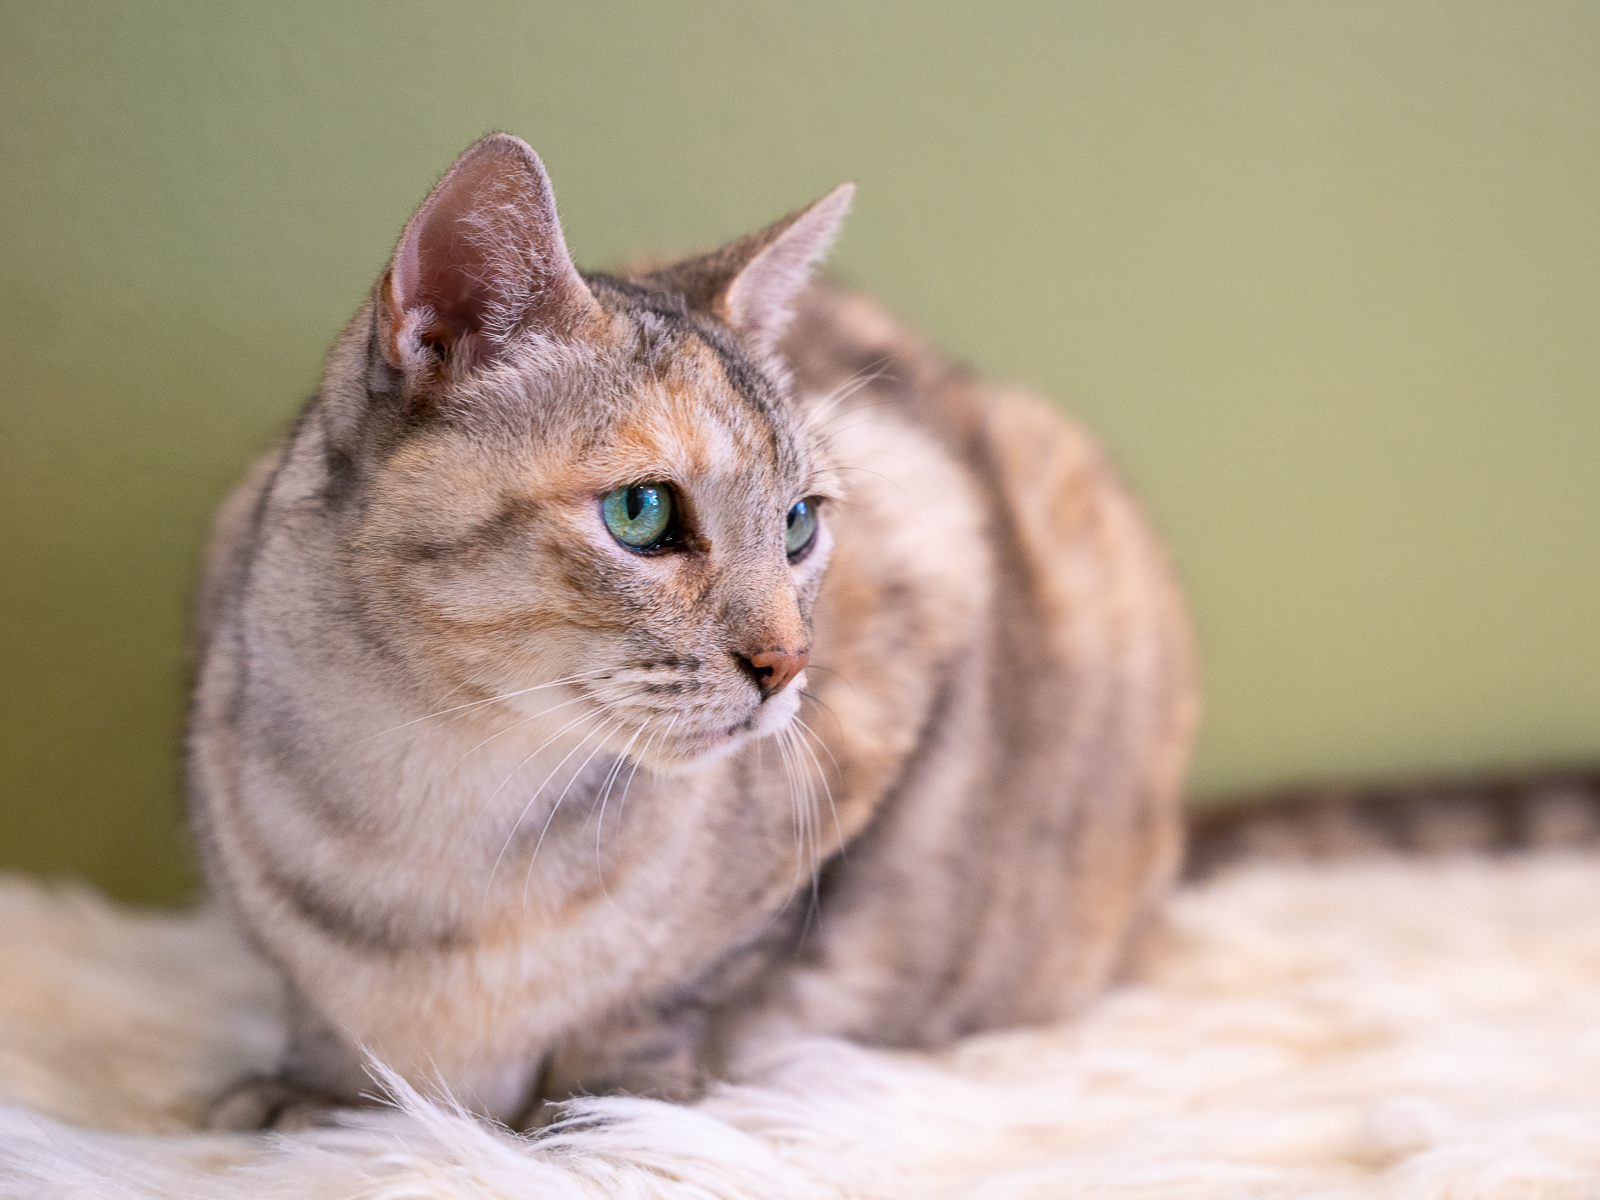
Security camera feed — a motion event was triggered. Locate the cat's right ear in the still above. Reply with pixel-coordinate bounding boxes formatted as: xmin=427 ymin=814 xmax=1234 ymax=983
xmin=378 ymin=134 xmax=600 ymax=392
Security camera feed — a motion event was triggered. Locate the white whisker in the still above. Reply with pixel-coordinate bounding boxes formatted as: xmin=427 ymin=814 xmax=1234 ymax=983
xmin=520 ymin=716 xmax=626 ymax=907
xmin=591 ymin=717 xmax=651 ymax=905
xmin=811 ymin=461 xmax=910 ymax=500
xmin=481 ymin=699 xmax=632 ymax=900
xmin=779 ymin=725 xmax=823 ymax=936
xmin=449 ymin=693 xmax=591 ymax=772
xmin=803 ymin=361 xmax=894 ymax=431
xmin=614 ymin=715 xmax=674 ymax=837
xmin=773 ymin=724 xmax=811 ymax=894
xmin=792 ymin=716 xmax=844 ymax=856
xmin=357 ymin=664 xmax=630 ymax=743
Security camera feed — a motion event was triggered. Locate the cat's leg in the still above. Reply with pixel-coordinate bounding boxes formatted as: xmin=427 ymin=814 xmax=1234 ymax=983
xmin=516 ymin=1006 xmax=709 ymax=1130
xmin=202 ymin=984 xmax=375 ymax=1131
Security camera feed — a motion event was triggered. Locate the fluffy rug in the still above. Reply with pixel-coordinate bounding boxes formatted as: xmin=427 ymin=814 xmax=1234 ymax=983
xmin=4 ymin=851 xmax=1600 ymax=1199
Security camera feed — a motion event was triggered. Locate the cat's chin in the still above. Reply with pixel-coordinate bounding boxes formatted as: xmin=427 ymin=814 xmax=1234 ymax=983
xmin=644 ymin=691 xmax=803 ymax=775
xmin=646 ymin=733 xmax=749 ymax=775
xmin=647 ymin=724 xmax=766 ymax=774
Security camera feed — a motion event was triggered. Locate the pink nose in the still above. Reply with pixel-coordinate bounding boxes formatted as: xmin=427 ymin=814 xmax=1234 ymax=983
xmin=739 ymin=646 xmax=809 ymax=699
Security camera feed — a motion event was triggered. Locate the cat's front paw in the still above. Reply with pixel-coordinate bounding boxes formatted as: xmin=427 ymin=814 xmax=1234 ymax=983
xmin=202 ymin=1074 xmax=351 ymax=1132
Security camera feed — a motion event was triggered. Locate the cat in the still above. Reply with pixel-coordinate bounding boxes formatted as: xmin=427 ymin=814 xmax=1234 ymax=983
xmin=188 ymin=132 xmax=1197 ymax=1130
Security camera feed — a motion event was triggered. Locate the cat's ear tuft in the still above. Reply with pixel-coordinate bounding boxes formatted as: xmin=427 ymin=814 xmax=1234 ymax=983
xmin=380 ymin=133 xmax=600 ymax=388
xmin=639 ymin=183 xmax=854 ymax=354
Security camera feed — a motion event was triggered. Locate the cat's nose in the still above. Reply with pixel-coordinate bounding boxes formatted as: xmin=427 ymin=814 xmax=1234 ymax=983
xmin=737 ymin=645 xmax=809 ymax=700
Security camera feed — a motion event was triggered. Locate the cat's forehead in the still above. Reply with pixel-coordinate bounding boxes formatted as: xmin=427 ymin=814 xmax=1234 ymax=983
xmin=581 ymin=304 xmax=813 ymax=491
xmin=440 ymin=288 xmax=826 ymax=503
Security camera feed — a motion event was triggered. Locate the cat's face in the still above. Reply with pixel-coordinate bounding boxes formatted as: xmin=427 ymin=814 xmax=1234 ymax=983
xmin=330 ymin=134 xmax=851 ymax=770
xmin=351 ymin=297 xmax=840 ymax=770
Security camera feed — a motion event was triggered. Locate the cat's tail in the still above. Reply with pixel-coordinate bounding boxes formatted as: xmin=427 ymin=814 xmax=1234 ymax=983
xmin=1185 ymin=766 xmax=1600 ymax=880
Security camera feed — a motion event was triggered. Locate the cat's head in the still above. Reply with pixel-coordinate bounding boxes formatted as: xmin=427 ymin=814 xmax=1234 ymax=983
xmin=319 ymin=134 xmax=853 ymax=770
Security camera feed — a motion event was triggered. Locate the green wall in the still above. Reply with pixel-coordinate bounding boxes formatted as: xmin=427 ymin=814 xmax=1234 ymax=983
xmin=4 ymin=2 xmax=1598 ymax=905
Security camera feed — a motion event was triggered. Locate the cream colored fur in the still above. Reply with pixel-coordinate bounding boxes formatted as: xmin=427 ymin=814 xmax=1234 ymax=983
xmin=5 ymin=851 xmax=1599 ymax=1198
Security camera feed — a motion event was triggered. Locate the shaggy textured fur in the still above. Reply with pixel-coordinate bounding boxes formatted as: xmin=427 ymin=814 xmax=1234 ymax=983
xmin=4 ymin=851 xmax=1600 ymax=1198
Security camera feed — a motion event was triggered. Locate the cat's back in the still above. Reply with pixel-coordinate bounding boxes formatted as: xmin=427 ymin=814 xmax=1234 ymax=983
xmin=782 ymin=281 xmax=1192 ymax=723
xmin=751 ymin=285 xmax=1197 ymax=1041
xmin=782 ymin=284 xmax=1167 ymax=596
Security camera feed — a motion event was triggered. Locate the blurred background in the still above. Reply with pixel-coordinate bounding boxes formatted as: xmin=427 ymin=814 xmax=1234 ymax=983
xmin=3 ymin=2 xmax=1597 ymax=905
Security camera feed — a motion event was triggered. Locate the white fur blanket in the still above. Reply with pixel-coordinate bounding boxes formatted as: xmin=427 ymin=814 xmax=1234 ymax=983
xmin=3 ymin=852 xmax=1599 ymax=1199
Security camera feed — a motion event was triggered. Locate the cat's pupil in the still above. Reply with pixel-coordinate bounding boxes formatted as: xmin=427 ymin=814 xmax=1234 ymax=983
xmin=627 ymin=489 xmax=645 ymax=520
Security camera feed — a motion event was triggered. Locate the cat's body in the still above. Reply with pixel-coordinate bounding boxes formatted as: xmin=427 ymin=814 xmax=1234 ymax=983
xmin=188 ymin=134 xmax=1195 ymax=1128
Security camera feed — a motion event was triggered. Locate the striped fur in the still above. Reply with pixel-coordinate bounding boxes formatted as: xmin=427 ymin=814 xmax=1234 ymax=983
xmin=187 ymin=135 xmax=1195 ymax=1129
xmin=1187 ymin=768 xmax=1600 ymax=880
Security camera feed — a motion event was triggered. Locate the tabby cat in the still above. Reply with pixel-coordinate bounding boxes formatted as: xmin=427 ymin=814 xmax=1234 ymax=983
xmin=188 ymin=133 xmax=1196 ymax=1129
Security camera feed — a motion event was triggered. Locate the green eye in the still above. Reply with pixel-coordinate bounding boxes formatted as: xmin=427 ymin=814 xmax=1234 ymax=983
xmin=603 ymin=483 xmax=674 ymax=549
xmin=785 ymin=497 xmax=820 ymax=559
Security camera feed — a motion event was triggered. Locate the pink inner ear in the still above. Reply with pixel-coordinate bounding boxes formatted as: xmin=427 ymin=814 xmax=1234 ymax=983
xmin=726 ymin=182 xmax=854 ymax=353
xmin=388 ymin=135 xmax=595 ymax=373
xmin=412 ymin=166 xmax=508 ymax=352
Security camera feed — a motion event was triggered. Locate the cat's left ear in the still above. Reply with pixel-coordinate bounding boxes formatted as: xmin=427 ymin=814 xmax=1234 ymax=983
xmin=639 ymin=183 xmax=854 ymax=354
xmin=379 ymin=133 xmax=601 ymax=391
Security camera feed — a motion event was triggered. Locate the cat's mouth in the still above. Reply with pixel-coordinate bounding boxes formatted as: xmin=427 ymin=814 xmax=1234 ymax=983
xmin=679 ymin=718 xmax=758 ymax=753
xmin=646 ymin=690 xmax=802 ymax=768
